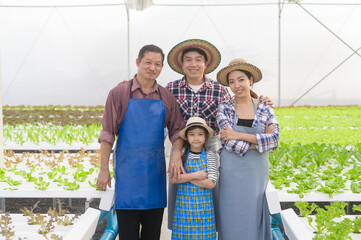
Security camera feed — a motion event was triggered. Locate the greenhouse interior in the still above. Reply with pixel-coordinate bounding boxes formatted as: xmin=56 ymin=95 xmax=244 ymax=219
xmin=0 ymin=0 xmax=361 ymax=239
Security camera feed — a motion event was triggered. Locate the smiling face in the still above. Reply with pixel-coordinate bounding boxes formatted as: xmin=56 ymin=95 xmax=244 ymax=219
xmin=228 ymin=70 xmax=254 ymax=98
xmin=186 ymin=127 xmax=207 ymax=152
xmin=136 ymin=51 xmax=163 ymax=82
xmin=181 ymin=51 xmax=207 ymax=82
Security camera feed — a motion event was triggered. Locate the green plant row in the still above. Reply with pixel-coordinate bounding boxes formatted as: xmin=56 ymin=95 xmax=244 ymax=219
xmin=275 ymin=105 xmax=361 ymax=128
xmin=0 ymin=162 xmax=105 ymax=191
xmin=275 ymin=106 xmax=361 ymax=125
xmin=3 ymin=124 xmax=102 ymax=146
xmin=269 ymin=143 xmax=361 ymax=198
xmin=3 ymin=124 xmax=359 ymax=147
xmin=280 ymin=127 xmax=361 ymax=145
xmin=295 ymin=201 xmax=361 ymax=239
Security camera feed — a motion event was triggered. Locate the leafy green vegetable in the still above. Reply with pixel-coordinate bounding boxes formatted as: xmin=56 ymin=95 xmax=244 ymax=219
xmin=294 ymin=201 xmax=318 ymax=217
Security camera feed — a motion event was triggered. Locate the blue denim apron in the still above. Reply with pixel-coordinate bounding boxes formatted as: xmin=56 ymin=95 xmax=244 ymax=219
xmin=217 ymin=99 xmax=271 ymax=240
xmin=114 ymin=80 xmax=166 ymax=209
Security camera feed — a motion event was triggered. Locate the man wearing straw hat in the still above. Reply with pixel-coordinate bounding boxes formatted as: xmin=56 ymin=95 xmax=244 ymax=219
xmin=97 ymin=44 xmax=185 ymax=240
xmin=166 ymin=39 xmax=273 ymax=230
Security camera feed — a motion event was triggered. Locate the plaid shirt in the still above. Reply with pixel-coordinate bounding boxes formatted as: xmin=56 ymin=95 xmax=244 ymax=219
xmin=166 ymin=76 xmax=230 ymax=134
xmin=217 ymin=99 xmax=279 ymax=156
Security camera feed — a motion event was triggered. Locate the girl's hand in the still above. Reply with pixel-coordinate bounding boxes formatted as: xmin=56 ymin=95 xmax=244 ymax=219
xmin=220 ymin=126 xmax=238 ymax=141
xmin=265 ymin=123 xmax=277 ymax=134
xmin=194 ymin=170 xmax=207 ymax=180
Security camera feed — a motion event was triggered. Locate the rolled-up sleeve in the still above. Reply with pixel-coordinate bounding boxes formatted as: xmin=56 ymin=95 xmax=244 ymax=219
xmin=98 ymin=90 xmax=120 ymax=146
xmin=255 ymin=106 xmax=280 ymax=152
xmin=165 ymin=91 xmax=186 ymax=143
xmin=217 ymin=102 xmax=251 ymax=156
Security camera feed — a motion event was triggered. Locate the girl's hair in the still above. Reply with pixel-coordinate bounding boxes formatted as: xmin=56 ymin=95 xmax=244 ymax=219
xmin=226 ymin=69 xmax=258 ymax=99
xmin=181 ymin=48 xmax=208 ymax=63
xmin=181 ymin=125 xmax=209 ymax=164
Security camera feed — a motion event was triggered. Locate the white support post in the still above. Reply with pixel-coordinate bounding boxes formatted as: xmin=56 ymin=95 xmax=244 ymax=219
xmin=0 ymin=44 xmax=4 ymax=168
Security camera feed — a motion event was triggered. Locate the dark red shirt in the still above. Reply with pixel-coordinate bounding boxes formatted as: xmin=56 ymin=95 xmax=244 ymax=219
xmin=99 ymin=76 xmax=185 ymax=146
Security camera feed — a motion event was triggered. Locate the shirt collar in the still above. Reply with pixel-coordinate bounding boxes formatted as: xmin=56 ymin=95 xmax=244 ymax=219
xmin=131 ymin=75 xmax=159 ymax=94
xmin=180 ymin=75 xmax=213 ymax=89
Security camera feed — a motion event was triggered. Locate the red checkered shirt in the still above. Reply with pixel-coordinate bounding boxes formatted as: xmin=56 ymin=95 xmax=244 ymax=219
xmin=166 ymin=76 xmax=231 ymax=134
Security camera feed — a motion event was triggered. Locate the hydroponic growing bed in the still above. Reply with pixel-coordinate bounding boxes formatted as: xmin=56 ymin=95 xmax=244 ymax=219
xmin=1 ymin=105 xmax=360 ymax=240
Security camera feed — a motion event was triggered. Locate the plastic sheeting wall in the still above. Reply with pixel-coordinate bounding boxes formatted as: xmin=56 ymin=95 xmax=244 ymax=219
xmin=1 ymin=0 xmax=360 ymax=106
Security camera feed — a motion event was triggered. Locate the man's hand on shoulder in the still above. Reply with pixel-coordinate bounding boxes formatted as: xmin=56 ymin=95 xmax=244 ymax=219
xmin=260 ymin=95 xmax=274 ymax=107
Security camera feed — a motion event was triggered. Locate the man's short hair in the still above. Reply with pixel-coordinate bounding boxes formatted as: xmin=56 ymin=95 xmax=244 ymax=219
xmin=138 ymin=44 xmax=165 ymax=63
xmin=181 ymin=47 xmax=208 ymax=63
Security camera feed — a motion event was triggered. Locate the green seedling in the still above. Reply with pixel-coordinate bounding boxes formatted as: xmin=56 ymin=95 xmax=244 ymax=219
xmin=34 ymin=177 xmax=50 ymax=190
xmin=25 ymin=172 xmax=37 ymax=182
xmin=73 ymin=171 xmax=87 ymax=182
xmin=352 ymin=216 xmax=361 ymax=234
xmin=47 ymin=171 xmax=59 ymax=180
xmin=312 ymin=201 xmax=347 ymax=234
xmin=63 ymin=181 xmax=80 ymax=191
xmin=314 ymin=218 xmax=353 ymax=240
xmin=294 ymin=201 xmax=318 ymax=218
xmin=88 ymin=178 xmax=100 ymax=191
xmin=352 ymin=204 xmax=361 ymax=213
xmin=0 ymin=169 xmax=5 ymax=182
xmin=57 ymin=213 xmax=79 ymax=226
xmin=3 ymin=177 xmax=22 ymax=190
xmin=350 ymin=182 xmax=361 ymax=194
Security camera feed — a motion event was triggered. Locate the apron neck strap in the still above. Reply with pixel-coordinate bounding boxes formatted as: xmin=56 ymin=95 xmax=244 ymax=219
xmin=129 ymin=79 xmax=162 ymax=100
xmin=234 ymin=98 xmax=258 ymax=123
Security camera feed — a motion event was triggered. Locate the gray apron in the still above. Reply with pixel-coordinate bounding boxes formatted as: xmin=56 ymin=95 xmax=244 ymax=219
xmin=217 ymin=99 xmax=271 ymax=240
xmin=167 ymin=135 xmax=220 ymax=230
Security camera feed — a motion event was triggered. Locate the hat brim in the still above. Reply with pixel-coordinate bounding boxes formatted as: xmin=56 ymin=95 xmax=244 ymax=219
xmin=217 ymin=62 xmax=262 ymax=86
xmin=167 ymin=39 xmax=221 ymax=75
xmin=179 ymin=123 xmax=214 ymax=142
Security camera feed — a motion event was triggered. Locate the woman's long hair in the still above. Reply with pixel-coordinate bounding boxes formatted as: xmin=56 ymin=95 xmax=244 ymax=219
xmin=181 ymin=126 xmax=209 ymax=164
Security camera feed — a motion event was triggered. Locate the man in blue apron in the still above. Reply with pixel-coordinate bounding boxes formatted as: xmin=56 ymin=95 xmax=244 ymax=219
xmin=97 ymin=44 xmax=185 ymax=240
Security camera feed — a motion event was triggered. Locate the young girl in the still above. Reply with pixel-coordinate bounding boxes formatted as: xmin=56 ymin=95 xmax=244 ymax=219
xmin=170 ymin=116 xmax=218 ymax=240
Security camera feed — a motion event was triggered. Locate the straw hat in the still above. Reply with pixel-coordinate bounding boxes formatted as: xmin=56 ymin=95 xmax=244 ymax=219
xmin=167 ymin=39 xmax=221 ymax=75
xmin=216 ymin=59 xmax=262 ymax=86
xmin=179 ymin=117 xmax=214 ymax=141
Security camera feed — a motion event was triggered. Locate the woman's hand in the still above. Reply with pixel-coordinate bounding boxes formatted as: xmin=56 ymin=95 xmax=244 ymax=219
xmin=220 ymin=126 xmax=239 ymax=141
xmin=193 ymin=170 xmax=207 ymax=180
xmin=265 ymin=123 xmax=277 ymax=134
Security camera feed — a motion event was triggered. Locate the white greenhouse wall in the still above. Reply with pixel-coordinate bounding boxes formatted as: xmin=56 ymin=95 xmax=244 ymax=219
xmin=1 ymin=0 xmax=361 ymax=106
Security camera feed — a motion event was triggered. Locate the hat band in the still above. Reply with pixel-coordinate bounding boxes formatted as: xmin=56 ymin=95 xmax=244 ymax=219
xmin=186 ymin=122 xmax=205 ymax=127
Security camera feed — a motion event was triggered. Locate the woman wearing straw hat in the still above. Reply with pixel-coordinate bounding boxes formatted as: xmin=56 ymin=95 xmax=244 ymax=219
xmin=215 ymin=59 xmax=279 ymax=240
xmin=166 ymin=39 xmax=274 ymax=232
